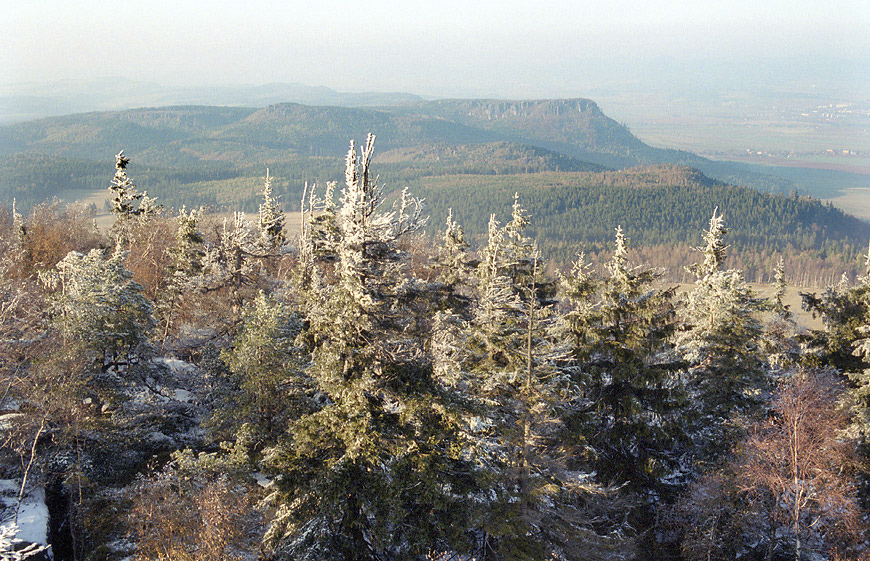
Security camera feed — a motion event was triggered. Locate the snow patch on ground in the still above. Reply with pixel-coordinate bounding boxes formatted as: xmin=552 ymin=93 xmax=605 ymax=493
xmin=0 ymin=480 xmax=49 ymax=546
xmin=12 ymin=488 xmax=48 ymax=545
xmin=154 ymin=357 xmax=197 ymax=376
xmin=253 ymin=472 xmax=272 ymax=488
xmin=0 ymin=413 xmax=24 ymax=431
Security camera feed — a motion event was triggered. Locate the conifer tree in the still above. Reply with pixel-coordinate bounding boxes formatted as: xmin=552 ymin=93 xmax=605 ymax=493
xmin=563 ymin=227 xmax=683 ymax=493
xmin=108 ymin=151 xmax=143 ymax=220
xmin=762 ymin=257 xmax=801 ymax=373
xmin=841 ymin=244 xmax=870 ymax=457
xmin=213 ymin=291 xmax=305 ymax=443
xmin=441 ymin=198 xmax=631 ymax=560
xmin=431 ymin=208 xmax=473 ymax=289
xmin=40 ymin=246 xmax=155 ymax=370
xmin=108 ymin=150 xmax=159 ymax=247
xmin=199 ymin=212 xmax=261 ymax=321
xmin=263 ymin=135 xmax=472 ymax=561
xmin=257 ymin=169 xmax=285 ymax=250
xmin=678 ymin=209 xmax=767 ymax=456
xmin=156 ymin=206 xmax=205 ymax=345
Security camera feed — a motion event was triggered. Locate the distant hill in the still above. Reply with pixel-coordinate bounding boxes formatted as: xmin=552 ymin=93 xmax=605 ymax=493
xmin=408 ymin=165 xmax=870 ymax=260
xmin=0 ymin=98 xmax=807 ymax=196
xmin=411 ymin=99 xmax=811 ymax=193
xmin=0 ymin=79 xmax=424 ymax=123
xmin=1 ymin=98 xmax=866 ymax=272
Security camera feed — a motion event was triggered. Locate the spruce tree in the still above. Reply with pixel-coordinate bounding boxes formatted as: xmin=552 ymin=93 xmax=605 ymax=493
xmin=213 ymin=291 xmax=306 ymax=444
xmin=761 ymin=257 xmax=801 ymax=373
xmin=108 ymin=150 xmax=159 ymax=247
xmin=834 ymin=244 xmax=870 ymax=460
xmin=263 ymin=135 xmax=472 ymax=561
xmin=442 ymin=198 xmax=631 ymax=560
xmin=199 ymin=212 xmax=262 ymax=321
xmin=563 ymin=227 xmax=683 ymax=494
xmin=40 ymin=246 xmax=155 ymax=371
xmin=257 ymin=169 xmax=286 ymax=250
xmin=156 ymin=206 xmax=205 ymax=345
xmin=678 ymin=209 xmax=767 ymax=458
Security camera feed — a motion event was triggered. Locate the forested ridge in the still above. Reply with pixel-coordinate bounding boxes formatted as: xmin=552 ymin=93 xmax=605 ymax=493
xmin=410 ymin=166 xmax=869 ymax=272
xmin=0 ymin=99 xmax=824 ymax=212
xmin=3 ymin=100 xmax=866 ymax=289
xmin=1 ymin=136 xmax=868 ymax=561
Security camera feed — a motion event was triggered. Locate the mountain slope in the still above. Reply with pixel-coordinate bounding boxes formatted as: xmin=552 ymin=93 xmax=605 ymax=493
xmin=1 ymin=98 xmax=813 ymax=200
xmin=410 ymin=166 xmax=870 ymax=260
xmin=0 ymin=98 xmax=863 ymax=262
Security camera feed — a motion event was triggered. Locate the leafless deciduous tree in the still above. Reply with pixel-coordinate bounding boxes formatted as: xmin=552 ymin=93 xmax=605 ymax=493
xmin=737 ymin=369 xmax=863 ymax=561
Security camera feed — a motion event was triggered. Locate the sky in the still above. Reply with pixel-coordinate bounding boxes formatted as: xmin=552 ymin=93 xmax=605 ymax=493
xmin=2 ymin=0 xmax=869 ymax=99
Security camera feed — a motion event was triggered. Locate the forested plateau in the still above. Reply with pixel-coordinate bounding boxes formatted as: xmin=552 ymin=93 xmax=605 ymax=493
xmin=1 ymin=131 xmax=869 ymax=561
xmin=2 ymin=99 xmax=868 ymax=285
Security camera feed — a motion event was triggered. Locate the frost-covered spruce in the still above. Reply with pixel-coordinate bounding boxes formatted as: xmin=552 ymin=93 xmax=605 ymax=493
xmin=264 ymin=136 xmax=474 ymax=561
xmin=197 ymin=211 xmax=263 ymax=320
xmin=562 ymin=226 xmax=683 ymax=493
xmin=155 ymin=206 xmax=206 ymax=343
xmin=40 ymin=246 xmax=155 ymax=370
xmin=108 ymin=150 xmax=159 ymax=246
xmin=678 ymin=209 xmax=767 ymax=450
xmin=761 ymin=256 xmax=801 ymax=373
xmin=832 ymin=243 xmax=870 ymax=449
xmin=431 ymin=208 xmax=472 ymax=288
xmin=440 ymin=196 xmax=630 ymax=559
xmin=257 ymin=169 xmax=285 ymax=250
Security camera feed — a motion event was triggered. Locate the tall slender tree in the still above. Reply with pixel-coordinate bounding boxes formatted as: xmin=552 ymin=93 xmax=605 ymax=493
xmin=563 ymin=227 xmax=683 ymax=494
xmin=263 ymin=135 xmax=473 ymax=561
xmin=257 ymin=169 xmax=285 ymax=250
xmin=678 ymin=209 xmax=767 ymax=455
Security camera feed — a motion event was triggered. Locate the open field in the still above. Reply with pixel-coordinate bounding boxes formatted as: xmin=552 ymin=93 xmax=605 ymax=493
xmin=672 ymin=283 xmax=825 ymax=332
xmin=825 ymin=188 xmax=870 ymax=221
xmin=752 ymin=283 xmax=825 ymax=331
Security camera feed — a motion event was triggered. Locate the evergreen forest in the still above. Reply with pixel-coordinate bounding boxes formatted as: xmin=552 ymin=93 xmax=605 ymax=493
xmin=1 ymin=135 xmax=869 ymax=561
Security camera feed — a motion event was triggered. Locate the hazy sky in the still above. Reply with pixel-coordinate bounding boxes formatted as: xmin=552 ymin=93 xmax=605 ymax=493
xmin=2 ymin=0 xmax=869 ymax=98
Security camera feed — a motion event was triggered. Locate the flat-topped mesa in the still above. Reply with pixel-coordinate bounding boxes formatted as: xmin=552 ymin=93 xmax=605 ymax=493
xmin=425 ymin=98 xmax=602 ymax=120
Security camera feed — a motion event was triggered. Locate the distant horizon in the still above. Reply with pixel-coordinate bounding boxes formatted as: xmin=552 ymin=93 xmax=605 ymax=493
xmin=3 ymin=0 xmax=869 ymax=102
xmin=3 ymin=54 xmax=869 ymax=102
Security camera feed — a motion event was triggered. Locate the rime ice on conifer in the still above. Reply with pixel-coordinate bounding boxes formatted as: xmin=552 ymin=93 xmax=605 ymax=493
xmin=266 ymin=136 xmax=453 ymax=559
xmin=678 ymin=209 xmax=767 ymax=449
xmin=109 ymin=150 xmax=159 ymax=221
xmin=108 ymin=150 xmax=160 ymax=246
xmin=688 ymin=207 xmax=728 ymax=280
xmin=432 ymin=209 xmax=471 ymax=287
xmin=109 ymin=150 xmax=142 ymax=218
xmin=563 ymin=224 xmax=682 ymax=492
xmin=257 ymin=169 xmax=285 ymax=249
xmin=41 ymin=247 xmax=155 ymax=369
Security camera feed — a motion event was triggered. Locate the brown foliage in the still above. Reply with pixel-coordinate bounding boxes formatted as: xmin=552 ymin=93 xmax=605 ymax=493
xmin=671 ymin=369 xmax=865 ymax=561
xmin=21 ymin=202 xmax=105 ymax=275
xmin=737 ymin=368 xmax=863 ymax=559
xmin=127 ymin=466 xmax=255 ymax=561
xmin=125 ymin=217 xmax=176 ymax=302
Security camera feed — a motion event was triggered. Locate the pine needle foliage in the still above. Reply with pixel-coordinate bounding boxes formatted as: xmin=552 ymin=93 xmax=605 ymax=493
xmin=265 ymin=135 xmax=472 ymax=561
xmin=562 ymin=227 xmax=684 ymax=494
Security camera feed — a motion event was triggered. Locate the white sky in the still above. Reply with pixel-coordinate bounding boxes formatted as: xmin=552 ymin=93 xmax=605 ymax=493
xmin=2 ymin=0 xmax=868 ymax=97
